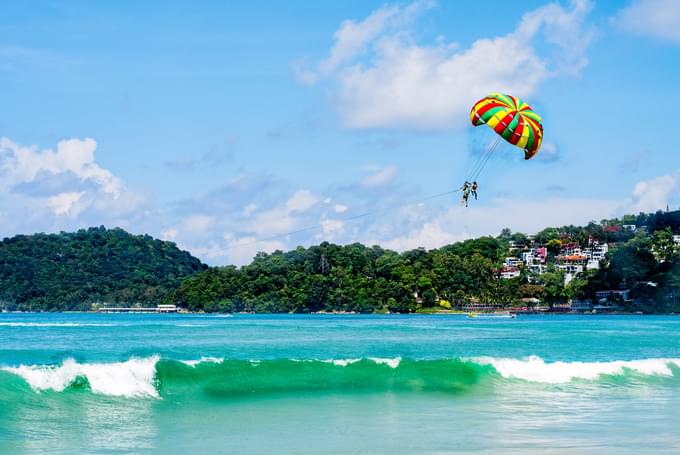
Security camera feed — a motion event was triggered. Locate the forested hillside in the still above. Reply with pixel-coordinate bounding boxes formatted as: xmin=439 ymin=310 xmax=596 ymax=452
xmin=3 ymin=210 xmax=680 ymax=313
xmin=0 ymin=227 xmax=206 ymax=310
xmin=167 ymin=210 xmax=680 ymax=314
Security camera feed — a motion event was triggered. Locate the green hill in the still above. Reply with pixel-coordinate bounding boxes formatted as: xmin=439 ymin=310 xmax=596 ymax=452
xmin=0 ymin=227 xmax=206 ymax=311
xmin=2 ymin=209 xmax=680 ymax=313
xmin=167 ymin=210 xmax=680 ymax=314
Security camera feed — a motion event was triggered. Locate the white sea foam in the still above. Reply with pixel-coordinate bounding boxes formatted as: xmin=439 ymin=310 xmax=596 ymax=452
xmin=322 ymin=358 xmax=361 ymax=367
xmin=2 ymin=356 xmax=160 ymax=397
xmin=473 ymin=356 xmax=680 ymax=384
xmin=369 ymin=357 xmax=402 ymax=369
xmin=180 ymin=357 xmax=224 ymax=367
xmin=0 ymin=322 xmax=115 ymax=327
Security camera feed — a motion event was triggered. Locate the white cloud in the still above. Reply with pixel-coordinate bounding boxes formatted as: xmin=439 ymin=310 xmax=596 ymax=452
xmin=622 ymin=172 xmax=679 ymax=213
xmin=316 ymin=218 xmax=345 ymax=241
xmin=362 ymin=165 xmax=399 ymax=187
xmin=373 ymin=171 xmax=680 ymax=252
xmin=616 ymin=0 xmax=680 ymax=42
xmin=0 ymin=137 xmax=121 ymax=196
xmin=380 ymin=221 xmax=460 ymax=251
xmin=48 ymin=191 xmax=85 ymax=217
xmin=334 ymin=204 xmax=348 ymax=213
xmin=187 ymin=235 xmax=287 ymax=267
xmin=249 ymin=207 xmax=298 ymax=237
xmin=286 ymin=189 xmax=319 ymax=212
xmin=226 ymin=236 xmax=287 ymax=266
xmin=246 ymin=189 xmax=321 ymax=237
xmin=373 ymin=196 xmax=615 ymax=252
xmin=0 ymin=137 xmax=146 ymax=237
xmin=303 ymin=0 xmax=593 ymax=129
xmin=318 ymin=0 xmax=435 ymax=76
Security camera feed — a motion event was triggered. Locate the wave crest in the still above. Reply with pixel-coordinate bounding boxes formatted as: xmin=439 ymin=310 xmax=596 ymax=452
xmin=2 ymin=356 xmax=679 ymax=399
xmin=474 ymin=356 xmax=680 ymax=383
xmin=2 ymin=357 xmax=159 ymax=397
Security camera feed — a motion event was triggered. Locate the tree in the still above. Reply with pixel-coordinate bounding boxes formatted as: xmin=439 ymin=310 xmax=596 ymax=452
xmin=536 ymin=271 xmax=568 ymax=309
xmin=653 ymin=227 xmax=676 ymax=262
xmin=546 ymin=239 xmax=562 ymax=255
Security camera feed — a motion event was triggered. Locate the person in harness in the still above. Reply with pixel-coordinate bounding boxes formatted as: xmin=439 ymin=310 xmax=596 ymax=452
xmin=471 ymin=181 xmax=478 ymax=200
xmin=460 ymin=181 xmax=471 ymax=207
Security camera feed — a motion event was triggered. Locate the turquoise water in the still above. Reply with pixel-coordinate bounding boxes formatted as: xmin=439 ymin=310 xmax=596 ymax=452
xmin=1 ymin=313 xmax=679 ymax=454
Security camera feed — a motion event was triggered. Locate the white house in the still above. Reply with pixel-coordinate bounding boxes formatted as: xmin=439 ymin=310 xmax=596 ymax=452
xmin=505 ymin=257 xmax=523 ymax=268
xmin=583 ymin=242 xmax=608 ymax=270
xmin=500 ymin=267 xmax=521 ymax=279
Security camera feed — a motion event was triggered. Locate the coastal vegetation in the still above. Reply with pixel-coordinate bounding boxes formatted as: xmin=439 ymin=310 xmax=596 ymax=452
xmin=2 ymin=211 xmax=680 ymax=313
xmin=167 ymin=210 xmax=680 ymax=314
xmin=0 ymin=227 xmax=206 ymax=311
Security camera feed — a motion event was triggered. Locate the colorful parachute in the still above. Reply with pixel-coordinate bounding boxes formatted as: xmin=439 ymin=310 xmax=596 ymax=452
xmin=470 ymin=93 xmax=544 ymax=160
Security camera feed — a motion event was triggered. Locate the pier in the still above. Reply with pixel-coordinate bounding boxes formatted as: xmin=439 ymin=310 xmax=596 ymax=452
xmin=97 ymin=304 xmax=179 ymax=313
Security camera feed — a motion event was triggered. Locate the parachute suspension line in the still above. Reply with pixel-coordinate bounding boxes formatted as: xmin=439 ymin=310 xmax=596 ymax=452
xmin=471 ymin=138 xmax=500 ymax=181
xmin=467 ymin=136 xmax=501 ymax=182
xmin=466 ymin=135 xmax=499 ymax=180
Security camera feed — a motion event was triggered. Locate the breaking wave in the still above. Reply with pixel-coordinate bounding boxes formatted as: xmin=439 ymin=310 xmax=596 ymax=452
xmin=2 ymin=357 xmax=159 ymax=397
xmin=2 ymin=356 xmax=679 ymax=400
xmin=473 ymin=356 xmax=680 ymax=384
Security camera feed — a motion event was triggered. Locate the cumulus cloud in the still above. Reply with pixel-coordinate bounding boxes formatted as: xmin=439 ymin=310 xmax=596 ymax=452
xmin=317 ymin=0 xmax=435 ymax=76
xmin=161 ymin=184 xmax=330 ymax=264
xmin=48 ymin=191 xmax=86 ymax=217
xmin=302 ymin=0 xmax=594 ymax=129
xmin=615 ymin=0 xmax=680 ymax=42
xmin=8 ymin=140 xmax=677 ymax=269
xmin=622 ymin=172 xmax=679 ymax=213
xmin=0 ymin=137 xmax=121 ymax=196
xmin=379 ymin=221 xmax=460 ymax=251
xmin=0 ymin=137 xmax=145 ymax=232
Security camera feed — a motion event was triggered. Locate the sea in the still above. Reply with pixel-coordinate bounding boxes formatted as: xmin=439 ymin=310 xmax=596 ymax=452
xmin=1 ymin=313 xmax=679 ymax=454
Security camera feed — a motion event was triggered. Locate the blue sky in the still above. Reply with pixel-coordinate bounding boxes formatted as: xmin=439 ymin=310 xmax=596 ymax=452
xmin=2 ymin=0 xmax=680 ymax=265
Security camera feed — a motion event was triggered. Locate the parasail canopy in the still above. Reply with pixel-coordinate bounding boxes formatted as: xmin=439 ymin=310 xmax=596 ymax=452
xmin=470 ymin=93 xmax=544 ymax=160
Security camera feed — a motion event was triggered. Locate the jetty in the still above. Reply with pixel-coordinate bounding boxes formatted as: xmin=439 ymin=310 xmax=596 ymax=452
xmin=97 ymin=304 xmax=179 ymax=313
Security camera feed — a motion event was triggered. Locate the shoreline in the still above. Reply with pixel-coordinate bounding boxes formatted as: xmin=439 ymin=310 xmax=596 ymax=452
xmin=1 ymin=310 xmax=677 ymax=316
